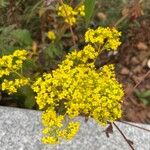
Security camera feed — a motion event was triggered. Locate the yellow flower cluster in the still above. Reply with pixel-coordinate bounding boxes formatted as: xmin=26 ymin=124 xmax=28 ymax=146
xmin=32 ymin=27 xmax=124 ymax=144
xmin=65 ymin=44 xmax=99 ymax=64
xmin=85 ymin=27 xmax=121 ymax=50
xmin=0 ymin=49 xmax=30 ymax=94
xmin=76 ymin=4 xmax=85 ymax=17
xmin=58 ymin=4 xmax=85 ymax=26
xmin=2 ymin=78 xmax=30 ymax=94
xmin=41 ymin=108 xmax=80 ymax=144
xmin=47 ymin=31 xmax=56 ymax=41
xmin=42 ymin=109 xmax=64 ymax=128
xmin=59 ymin=122 xmax=80 ymax=140
xmin=0 ymin=50 xmax=28 ymax=78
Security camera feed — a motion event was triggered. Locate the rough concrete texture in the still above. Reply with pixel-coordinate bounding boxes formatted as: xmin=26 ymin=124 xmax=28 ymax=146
xmin=0 ymin=106 xmax=150 ymax=150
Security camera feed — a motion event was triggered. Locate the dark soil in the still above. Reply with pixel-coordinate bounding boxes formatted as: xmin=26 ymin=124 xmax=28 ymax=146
xmin=118 ymin=19 xmax=150 ymax=124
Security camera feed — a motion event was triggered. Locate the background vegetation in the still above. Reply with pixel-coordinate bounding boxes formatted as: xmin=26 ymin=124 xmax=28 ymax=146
xmin=0 ymin=0 xmax=150 ymax=123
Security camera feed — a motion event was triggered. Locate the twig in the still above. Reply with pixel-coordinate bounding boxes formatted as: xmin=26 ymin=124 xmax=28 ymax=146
xmin=119 ymin=120 xmax=150 ymax=132
xmin=114 ymin=14 xmax=128 ymax=27
xmin=69 ymin=25 xmax=76 ymax=46
xmin=124 ymin=70 xmax=150 ymax=101
xmin=113 ymin=122 xmax=135 ymax=150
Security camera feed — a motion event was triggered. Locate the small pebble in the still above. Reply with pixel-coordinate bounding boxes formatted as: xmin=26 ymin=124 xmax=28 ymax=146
xmin=120 ymin=67 xmax=129 ymax=75
xmin=147 ymin=59 xmax=150 ymax=68
xmin=137 ymin=42 xmax=148 ymax=50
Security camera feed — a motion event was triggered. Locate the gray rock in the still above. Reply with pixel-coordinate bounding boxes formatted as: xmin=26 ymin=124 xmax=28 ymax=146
xmin=0 ymin=106 xmax=150 ymax=150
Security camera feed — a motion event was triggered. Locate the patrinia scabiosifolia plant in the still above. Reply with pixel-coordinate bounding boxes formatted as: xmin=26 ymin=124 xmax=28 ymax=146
xmin=32 ymin=27 xmax=124 ymax=144
xmin=0 ymin=3 xmax=124 ymax=145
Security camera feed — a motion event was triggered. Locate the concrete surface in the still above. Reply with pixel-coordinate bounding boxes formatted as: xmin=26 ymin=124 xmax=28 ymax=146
xmin=0 ymin=106 xmax=150 ymax=150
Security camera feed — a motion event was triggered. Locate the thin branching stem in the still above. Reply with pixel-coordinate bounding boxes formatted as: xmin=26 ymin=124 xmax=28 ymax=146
xmin=119 ymin=120 xmax=150 ymax=132
xmin=113 ymin=122 xmax=135 ymax=150
xmin=114 ymin=14 xmax=128 ymax=27
xmin=125 ymin=70 xmax=150 ymax=101
xmin=69 ymin=25 xmax=76 ymax=46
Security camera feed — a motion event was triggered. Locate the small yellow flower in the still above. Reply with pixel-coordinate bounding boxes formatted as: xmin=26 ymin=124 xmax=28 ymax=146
xmin=65 ymin=122 xmax=80 ymax=140
xmin=76 ymin=4 xmax=85 ymax=16
xmin=85 ymin=27 xmax=121 ymax=51
xmin=58 ymin=4 xmax=77 ymax=26
xmin=2 ymin=78 xmax=30 ymax=94
xmin=42 ymin=136 xmax=57 ymax=144
xmin=47 ymin=31 xmax=56 ymax=41
xmin=57 ymin=3 xmax=85 ymax=26
xmin=0 ymin=49 xmax=28 ymax=78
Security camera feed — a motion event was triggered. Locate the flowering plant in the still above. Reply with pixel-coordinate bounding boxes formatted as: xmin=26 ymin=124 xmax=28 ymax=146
xmin=32 ymin=26 xmax=124 ymax=144
xmin=0 ymin=2 xmax=124 ymax=145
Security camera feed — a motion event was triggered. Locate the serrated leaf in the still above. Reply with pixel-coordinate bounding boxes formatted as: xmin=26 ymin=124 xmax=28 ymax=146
xmin=11 ymin=29 xmax=33 ymax=46
xmin=45 ymin=43 xmax=63 ymax=58
xmin=45 ymin=45 xmax=54 ymax=58
xmin=84 ymin=0 xmax=96 ymax=26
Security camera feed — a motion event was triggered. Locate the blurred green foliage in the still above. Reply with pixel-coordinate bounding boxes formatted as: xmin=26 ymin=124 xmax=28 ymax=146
xmin=0 ymin=25 xmax=33 ymax=53
xmin=135 ymin=90 xmax=150 ymax=105
xmin=84 ymin=0 xmax=96 ymax=26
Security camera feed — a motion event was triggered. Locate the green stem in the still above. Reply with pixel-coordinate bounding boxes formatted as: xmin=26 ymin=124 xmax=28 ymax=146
xmin=13 ymin=71 xmax=24 ymax=79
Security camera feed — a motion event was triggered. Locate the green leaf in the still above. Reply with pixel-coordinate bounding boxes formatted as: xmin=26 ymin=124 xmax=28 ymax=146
xmin=135 ymin=90 xmax=150 ymax=98
xmin=24 ymin=95 xmax=35 ymax=109
xmin=0 ymin=0 xmax=8 ymax=8
xmin=11 ymin=29 xmax=33 ymax=46
xmin=139 ymin=90 xmax=150 ymax=98
xmin=45 ymin=43 xmax=63 ymax=58
xmin=53 ymin=43 xmax=63 ymax=57
xmin=134 ymin=90 xmax=141 ymax=97
xmin=134 ymin=90 xmax=150 ymax=105
xmin=45 ymin=44 xmax=54 ymax=58
xmin=20 ymin=85 xmax=35 ymax=109
xmin=138 ymin=98 xmax=150 ymax=105
xmin=84 ymin=0 xmax=96 ymax=26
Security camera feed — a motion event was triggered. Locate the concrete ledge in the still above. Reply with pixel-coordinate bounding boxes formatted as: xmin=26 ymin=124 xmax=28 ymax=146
xmin=0 ymin=106 xmax=150 ymax=150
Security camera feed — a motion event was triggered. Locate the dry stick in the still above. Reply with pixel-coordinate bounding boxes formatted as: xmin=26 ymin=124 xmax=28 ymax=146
xmin=124 ymin=70 xmax=150 ymax=101
xmin=114 ymin=14 xmax=128 ymax=27
xmin=113 ymin=122 xmax=135 ymax=150
xmin=119 ymin=120 xmax=150 ymax=132
xmin=69 ymin=25 xmax=76 ymax=46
